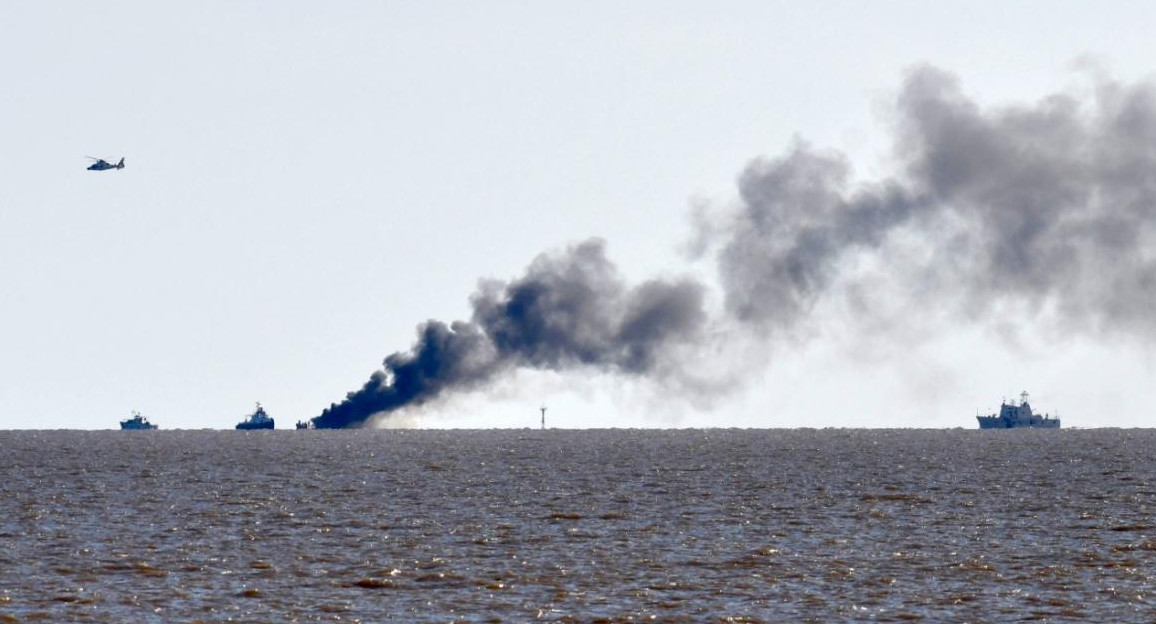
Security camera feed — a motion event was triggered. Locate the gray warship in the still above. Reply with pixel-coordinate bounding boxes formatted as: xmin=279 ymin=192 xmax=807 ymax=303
xmin=120 ymin=411 xmax=158 ymax=430
xmin=236 ymin=402 xmax=275 ymax=430
xmin=977 ymin=392 xmax=1060 ymax=429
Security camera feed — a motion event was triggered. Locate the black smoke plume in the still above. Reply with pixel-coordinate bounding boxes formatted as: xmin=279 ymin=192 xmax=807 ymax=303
xmin=313 ymin=240 xmax=705 ymax=428
xmin=317 ymin=65 xmax=1156 ymax=427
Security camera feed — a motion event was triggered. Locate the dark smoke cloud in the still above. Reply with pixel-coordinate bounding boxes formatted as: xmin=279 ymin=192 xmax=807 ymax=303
xmin=318 ymin=65 xmax=1156 ymax=427
xmin=896 ymin=67 xmax=1156 ymax=332
xmin=313 ymin=240 xmax=705 ymax=428
xmin=715 ymin=143 xmax=922 ymax=329
xmin=710 ymin=65 xmax=1156 ymax=337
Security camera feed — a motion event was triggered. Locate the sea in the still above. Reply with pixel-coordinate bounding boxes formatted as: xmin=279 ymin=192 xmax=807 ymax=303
xmin=1 ymin=428 xmax=1154 ymax=623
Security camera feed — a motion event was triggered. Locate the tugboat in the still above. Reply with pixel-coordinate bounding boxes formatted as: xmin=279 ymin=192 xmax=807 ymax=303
xmin=120 ymin=411 xmax=158 ymax=430
xmin=236 ymin=402 xmax=275 ymax=430
xmin=977 ymin=391 xmax=1060 ymax=429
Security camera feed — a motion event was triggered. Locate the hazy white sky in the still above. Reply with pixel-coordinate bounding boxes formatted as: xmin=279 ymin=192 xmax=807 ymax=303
xmin=3 ymin=2 xmax=1156 ymax=429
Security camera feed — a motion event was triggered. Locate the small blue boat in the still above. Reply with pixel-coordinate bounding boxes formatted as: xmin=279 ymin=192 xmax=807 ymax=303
xmin=120 ymin=411 xmax=158 ymax=430
xmin=236 ymin=402 xmax=275 ymax=430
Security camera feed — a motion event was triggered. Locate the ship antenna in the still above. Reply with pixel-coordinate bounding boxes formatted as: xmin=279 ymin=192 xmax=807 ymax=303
xmin=1020 ymin=390 xmax=1029 ymax=405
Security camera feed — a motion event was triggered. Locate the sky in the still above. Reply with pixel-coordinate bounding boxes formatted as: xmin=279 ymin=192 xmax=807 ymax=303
xmin=3 ymin=2 xmax=1156 ymax=429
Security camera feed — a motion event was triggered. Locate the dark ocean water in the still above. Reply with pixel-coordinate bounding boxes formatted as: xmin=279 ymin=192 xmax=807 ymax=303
xmin=1 ymin=428 xmax=1154 ymax=623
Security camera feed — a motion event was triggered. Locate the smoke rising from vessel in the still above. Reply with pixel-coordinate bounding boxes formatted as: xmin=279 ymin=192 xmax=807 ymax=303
xmin=313 ymin=240 xmax=706 ymax=428
xmin=316 ymin=65 xmax=1156 ymax=428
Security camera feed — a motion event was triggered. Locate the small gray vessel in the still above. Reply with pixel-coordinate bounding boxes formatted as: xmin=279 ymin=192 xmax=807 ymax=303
xmin=120 ymin=411 xmax=158 ymax=430
xmin=977 ymin=392 xmax=1060 ymax=429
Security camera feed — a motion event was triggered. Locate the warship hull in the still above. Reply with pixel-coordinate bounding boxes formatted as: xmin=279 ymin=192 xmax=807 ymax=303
xmin=236 ymin=421 xmax=274 ymax=430
xmin=120 ymin=421 xmax=158 ymax=430
xmin=976 ymin=416 xmax=1061 ymax=429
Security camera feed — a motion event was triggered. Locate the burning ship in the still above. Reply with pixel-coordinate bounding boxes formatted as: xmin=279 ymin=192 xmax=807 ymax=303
xmin=976 ymin=392 xmax=1060 ymax=429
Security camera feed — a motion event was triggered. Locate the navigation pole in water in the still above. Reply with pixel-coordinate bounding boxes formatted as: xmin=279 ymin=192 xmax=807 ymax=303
xmin=540 ymin=406 xmax=546 ymax=430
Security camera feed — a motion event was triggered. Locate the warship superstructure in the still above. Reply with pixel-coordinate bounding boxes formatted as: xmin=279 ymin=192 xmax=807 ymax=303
xmin=977 ymin=392 xmax=1060 ymax=429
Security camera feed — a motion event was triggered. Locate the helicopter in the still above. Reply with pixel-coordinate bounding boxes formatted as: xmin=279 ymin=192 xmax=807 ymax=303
xmin=86 ymin=156 xmax=125 ymax=171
